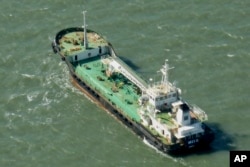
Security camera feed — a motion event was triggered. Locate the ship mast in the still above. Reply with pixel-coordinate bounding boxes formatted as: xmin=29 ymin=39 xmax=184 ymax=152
xmin=82 ymin=11 xmax=88 ymax=49
xmin=160 ymin=59 xmax=173 ymax=92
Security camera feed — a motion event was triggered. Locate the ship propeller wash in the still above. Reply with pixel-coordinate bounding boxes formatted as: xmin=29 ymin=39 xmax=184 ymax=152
xmin=51 ymin=12 xmax=214 ymax=153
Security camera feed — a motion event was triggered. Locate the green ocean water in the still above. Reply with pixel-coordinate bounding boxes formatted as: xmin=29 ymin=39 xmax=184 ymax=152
xmin=1 ymin=0 xmax=250 ymax=166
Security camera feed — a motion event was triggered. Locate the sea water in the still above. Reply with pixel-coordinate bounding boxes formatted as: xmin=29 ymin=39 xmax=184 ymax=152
xmin=1 ymin=0 xmax=250 ymax=166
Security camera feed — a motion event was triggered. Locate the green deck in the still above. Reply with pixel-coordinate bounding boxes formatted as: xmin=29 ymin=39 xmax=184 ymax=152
xmin=59 ymin=31 xmax=108 ymax=56
xmin=58 ymin=30 xmax=176 ymax=129
xmin=74 ymin=56 xmax=141 ymax=122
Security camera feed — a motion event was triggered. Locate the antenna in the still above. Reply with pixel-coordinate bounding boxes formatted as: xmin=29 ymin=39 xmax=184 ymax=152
xmin=82 ymin=11 xmax=88 ymax=49
xmin=149 ymin=78 xmax=153 ymax=88
xmin=160 ymin=59 xmax=174 ymax=92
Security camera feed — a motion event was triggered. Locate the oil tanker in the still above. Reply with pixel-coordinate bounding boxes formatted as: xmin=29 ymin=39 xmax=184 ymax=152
xmin=51 ymin=12 xmax=214 ymax=154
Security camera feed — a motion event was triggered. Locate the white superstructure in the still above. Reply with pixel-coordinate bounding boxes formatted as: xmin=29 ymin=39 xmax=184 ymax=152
xmin=141 ymin=60 xmax=180 ymax=109
xmin=138 ymin=60 xmax=207 ymax=146
xmin=101 ymin=54 xmax=208 ymax=146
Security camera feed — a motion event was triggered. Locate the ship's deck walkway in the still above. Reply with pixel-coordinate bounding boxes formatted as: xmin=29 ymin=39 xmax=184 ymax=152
xmin=111 ymin=57 xmax=148 ymax=91
xmin=74 ymin=56 xmax=141 ymax=122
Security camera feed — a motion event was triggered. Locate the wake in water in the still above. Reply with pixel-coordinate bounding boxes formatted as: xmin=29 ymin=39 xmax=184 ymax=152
xmin=142 ymin=138 xmax=191 ymax=167
xmin=21 ymin=73 xmax=36 ymax=79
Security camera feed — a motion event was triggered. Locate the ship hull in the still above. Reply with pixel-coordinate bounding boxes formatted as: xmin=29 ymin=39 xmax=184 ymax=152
xmin=69 ymin=60 xmax=213 ymax=153
xmin=51 ymin=27 xmax=214 ymax=154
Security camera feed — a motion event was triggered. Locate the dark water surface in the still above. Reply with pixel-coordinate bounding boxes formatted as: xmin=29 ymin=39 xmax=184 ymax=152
xmin=1 ymin=0 xmax=250 ymax=166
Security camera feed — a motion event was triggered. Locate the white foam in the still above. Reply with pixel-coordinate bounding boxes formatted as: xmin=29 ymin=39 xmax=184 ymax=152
xmin=207 ymin=43 xmax=228 ymax=48
xmin=21 ymin=73 xmax=35 ymax=79
xmin=157 ymin=25 xmax=162 ymax=30
xmin=8 ymin=93 xmax=25 ymax=102
xmin=143 ymin=138 xmax=175 ymax=159
xmin=142 ymin=138 xmax=191 ymax=167
xmin=227 ymin=54 xmax=235 ymax=58
xmin=40 ymin=7 xmax=49 ymax=11
xmin=26 ymin=91 xmax=39 ymax=102
xmin=176 ymin=54 xmax=183 ymax=60
xmin=45 ymin=118 xmax=53 ymax=124
xmin=27 ymin=94 xmax=34 ymax=102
